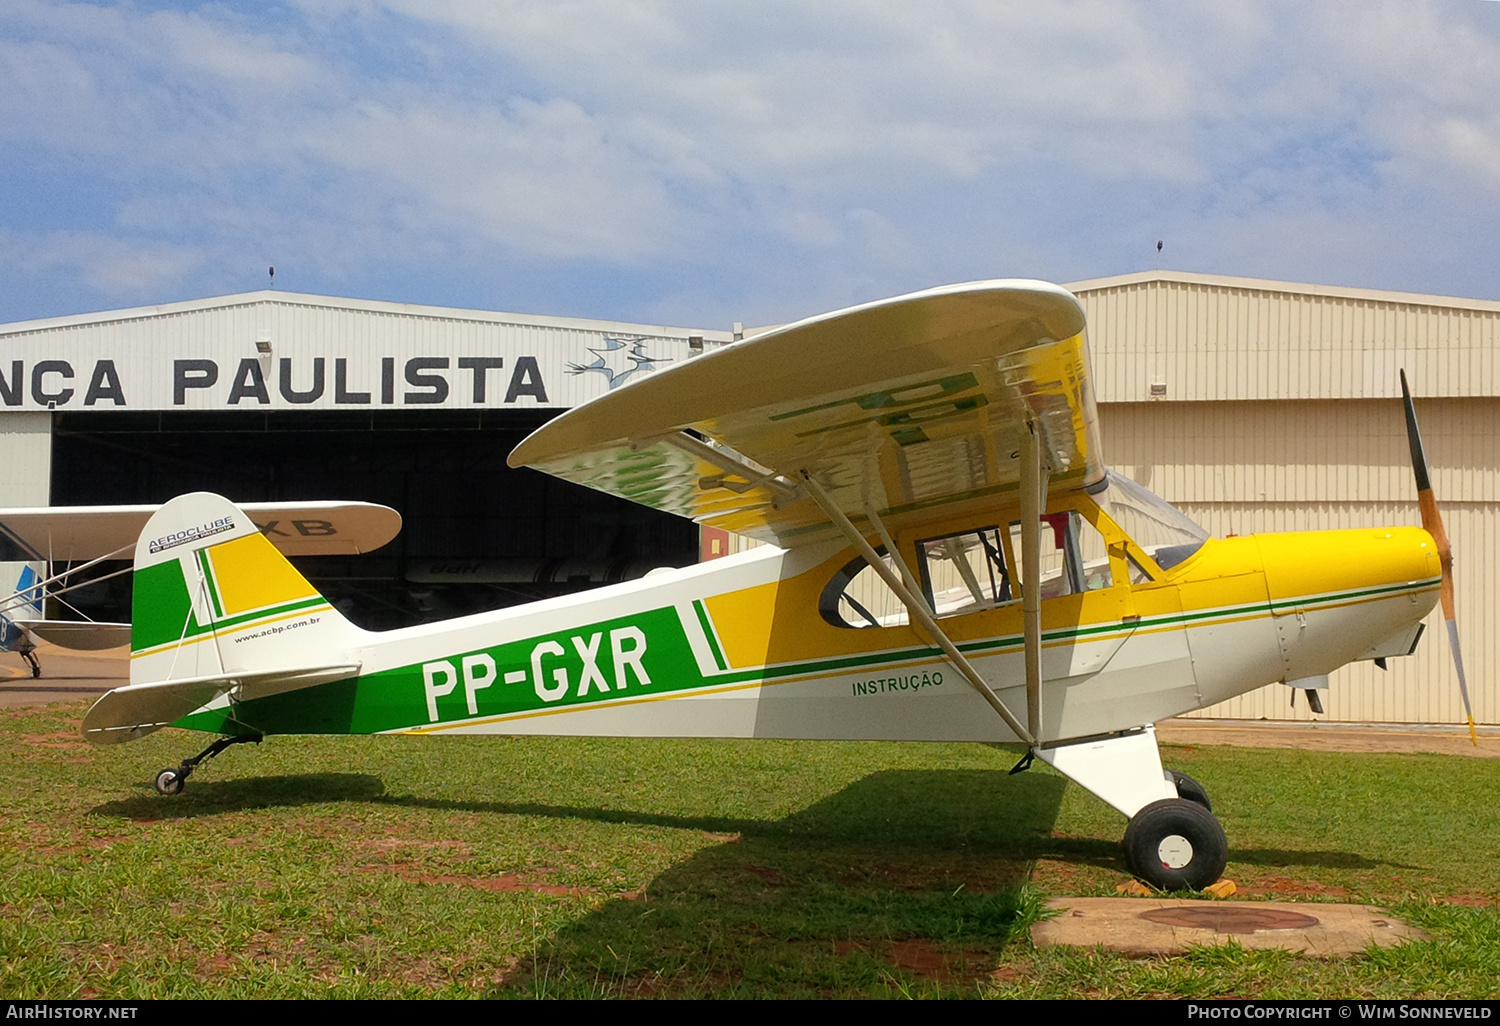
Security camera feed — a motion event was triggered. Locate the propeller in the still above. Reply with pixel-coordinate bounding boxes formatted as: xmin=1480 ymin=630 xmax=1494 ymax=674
xmin=1400 ymin=370 xmax=1477 ymax=745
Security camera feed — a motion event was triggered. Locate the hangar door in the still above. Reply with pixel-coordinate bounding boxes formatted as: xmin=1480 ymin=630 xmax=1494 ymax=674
xmin=48 ymin=409 xmax=697 ymax=629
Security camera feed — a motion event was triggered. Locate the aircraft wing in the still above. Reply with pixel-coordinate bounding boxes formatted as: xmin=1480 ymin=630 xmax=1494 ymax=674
xmin=508 ymin=280 xmax=1102 ymax=546
xmin=12 ymin=619 xmax=131 ymax=650
xmin=0 ymin=501 xmax=402 ymax=561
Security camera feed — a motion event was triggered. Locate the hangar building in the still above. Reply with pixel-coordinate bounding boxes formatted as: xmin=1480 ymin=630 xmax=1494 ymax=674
xmin=1071 ymin=271 xmax=1500 ymax=728
xmin=1 ymin=272 xmax=1495 ymax=728
xmin=0 ymin=292 xmax=731 ymax=628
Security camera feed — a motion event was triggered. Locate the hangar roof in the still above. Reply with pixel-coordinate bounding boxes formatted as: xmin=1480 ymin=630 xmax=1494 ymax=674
xmin=0 ymin=289 xmax=731 ymax=342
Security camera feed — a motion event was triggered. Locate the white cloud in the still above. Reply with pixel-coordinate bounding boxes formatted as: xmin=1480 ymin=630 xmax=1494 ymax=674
xmin=3 ymin=0 xmax=1500 ymax=324
xmin=0 ymin=229 xmax=204 ymax=297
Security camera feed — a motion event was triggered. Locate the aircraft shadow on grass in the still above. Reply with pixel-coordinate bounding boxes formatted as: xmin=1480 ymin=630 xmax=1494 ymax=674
xmin=91 ymin=772 xmax=388 ymax=818
xmin=484 ymin=768 xmax=1073 ymax=996
xmin=86 ymin=762 xmax=1427 ymax=993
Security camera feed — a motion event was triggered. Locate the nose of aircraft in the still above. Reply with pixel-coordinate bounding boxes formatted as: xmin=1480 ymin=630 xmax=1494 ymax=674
xmin=1254 ymin=526 xmax=1440 ymax=680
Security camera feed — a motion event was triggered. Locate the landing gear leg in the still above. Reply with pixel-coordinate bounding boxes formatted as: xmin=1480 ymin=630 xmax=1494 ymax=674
xmin=1038 ymin=725 xmax=1230 ymax=891
xmin=20 ymin=649 xmax=40 ymax=678
xmin=153 ymin=734 xmax=263 ymax=796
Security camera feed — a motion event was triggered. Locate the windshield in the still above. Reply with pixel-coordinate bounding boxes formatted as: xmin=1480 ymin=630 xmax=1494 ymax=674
xmin=1095 ymin=470 xmax=1209 ymax=570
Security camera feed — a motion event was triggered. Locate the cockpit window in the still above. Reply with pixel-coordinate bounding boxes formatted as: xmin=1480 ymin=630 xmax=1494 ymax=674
xmin=819 ymin=549 xmax=911 ymax=629
xmin=918 ymin=527 xmax=1011 ymax=617
xmin=1095 ymin=470 xmax=1208 ymax=570
xmin=822 ymin=506 xmax=1130 ymax=631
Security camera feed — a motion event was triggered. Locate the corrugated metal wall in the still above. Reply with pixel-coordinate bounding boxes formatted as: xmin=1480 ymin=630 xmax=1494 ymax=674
xmin=1076 ymin=273 xmax=1500 ymax=403
xmin=1077 ymin=274 xmax=1500 ymax=725
xmin=1100 ymin=399 xmax=1496 ymax=725
xmin=0 ymin=292 xmax=730 ymax=411
xmin=0 ymin=412 xmax=52 ymax=506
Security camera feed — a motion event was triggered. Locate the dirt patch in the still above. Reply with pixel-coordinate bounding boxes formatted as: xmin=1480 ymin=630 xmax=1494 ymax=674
xmin=359 ymin=837 xmax=471 ymax=855
xmin=836 ymin=938 xmax=996 ymax=986
xmin=361 ymin=864 xmax=590 ymax=897
xmin=741 ymin=864 xmax=781 ymax=884
xmin=19 ymin=731 xmax=90 ymax=751
xmin=1236 ymin=874 xmax=1351 ymax=899
xmin=1439 ymin=894 xmax=1496 ymax=907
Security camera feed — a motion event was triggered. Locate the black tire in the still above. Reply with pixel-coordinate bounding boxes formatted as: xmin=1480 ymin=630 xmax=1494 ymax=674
xmin=1169 ymin=770 xmax=1212 ymax=812
xmin=1123 ymin=798 xmax=1228 ymax=891
xmin=30 ymin=663 xmax=41 ymax=679
xmin=154 ymin=768 xmax=185 ymax=796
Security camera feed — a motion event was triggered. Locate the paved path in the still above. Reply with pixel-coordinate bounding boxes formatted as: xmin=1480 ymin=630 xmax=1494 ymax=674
xmin=1156 ymin=717 xmax=1500 ymax=758
xmin=0 ymin=641 xmax=125 ymax=708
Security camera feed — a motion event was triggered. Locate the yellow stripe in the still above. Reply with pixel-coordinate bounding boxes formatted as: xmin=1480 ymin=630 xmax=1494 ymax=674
xmin=130 ymin=603 xmax=332 ymax=659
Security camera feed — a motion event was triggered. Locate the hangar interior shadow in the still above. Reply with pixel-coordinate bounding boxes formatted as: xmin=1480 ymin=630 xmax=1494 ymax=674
xmin=46 ymin=410 xmax=698 ymax=628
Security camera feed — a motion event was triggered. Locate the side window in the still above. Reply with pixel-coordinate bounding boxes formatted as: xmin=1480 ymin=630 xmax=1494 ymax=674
xmin=917 ymin=527 xmax=1011 ymax=617
xmin=1006 ymin=511 xmax=1114 ymax=601
xmin=819 ymin=550 xmax=911 ymax=629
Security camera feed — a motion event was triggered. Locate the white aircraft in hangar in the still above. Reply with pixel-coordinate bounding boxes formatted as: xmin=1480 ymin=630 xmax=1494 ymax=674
xmin=58 ymin=279 xmax=1469 ymax=892
xmin=0 ymin=502 xmax=400 ymax=677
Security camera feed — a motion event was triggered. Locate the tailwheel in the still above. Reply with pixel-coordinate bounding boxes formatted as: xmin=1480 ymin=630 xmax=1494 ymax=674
xmin=1123 ymin=798 xmax=1228 ymax=892
xmin=1168 ymin=770 xmax=1212 ymax=811
xmin=151 ymin=734 xmax=262 ymax=796
xmin=154 ymin=768 xmax=185 ymax=796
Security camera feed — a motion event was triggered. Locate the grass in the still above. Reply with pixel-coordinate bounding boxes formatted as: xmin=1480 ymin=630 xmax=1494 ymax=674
xmin=1 ymin=702 xmax=1498 ymax=998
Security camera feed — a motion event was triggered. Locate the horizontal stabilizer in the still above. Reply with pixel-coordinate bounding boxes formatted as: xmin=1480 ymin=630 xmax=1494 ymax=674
xmin=13 ymin=619 xmax=131 ymax=650
xmin=82 ymin=663 xmax=361 ymax=745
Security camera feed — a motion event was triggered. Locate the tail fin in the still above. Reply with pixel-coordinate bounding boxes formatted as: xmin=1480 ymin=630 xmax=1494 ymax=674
xmin=84 ymin=493 xmax=364 ymax=744
xmin=130 ymin=492 xmax=364 ymax=683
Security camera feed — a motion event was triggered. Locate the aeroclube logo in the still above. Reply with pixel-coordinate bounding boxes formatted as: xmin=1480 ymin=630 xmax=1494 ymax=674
xmin=148 ymin=517 xmax=235 ymax=554
xmin=567 ymin=337 xmax=671 ymax=389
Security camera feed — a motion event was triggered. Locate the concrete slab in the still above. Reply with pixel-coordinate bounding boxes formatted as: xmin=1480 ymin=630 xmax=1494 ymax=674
xmin=1157 ymin=718 xmax=1500 ymax=759
xmin=1031 ymin=897 xmax=1426 ymax=956
xmin=0 ymin=641 xmax=125 ymax=709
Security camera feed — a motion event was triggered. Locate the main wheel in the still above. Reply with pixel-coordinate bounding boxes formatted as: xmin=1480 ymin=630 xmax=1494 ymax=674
xmin=1123 ymin=798 xmax=1227 ymax=891
xmin=1169 ymin=770 xmax=1212 ymax=811
xmin=154 ymin=768 xmax=185 ymax=796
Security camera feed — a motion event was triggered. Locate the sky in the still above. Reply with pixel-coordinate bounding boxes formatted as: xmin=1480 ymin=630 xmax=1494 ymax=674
xmin=3 ymin=0 xmax=1499 ymax=331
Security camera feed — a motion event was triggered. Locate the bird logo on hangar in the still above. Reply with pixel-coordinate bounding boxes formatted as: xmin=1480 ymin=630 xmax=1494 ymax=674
xmin=566 ymin=337 xmax=671 ymax=390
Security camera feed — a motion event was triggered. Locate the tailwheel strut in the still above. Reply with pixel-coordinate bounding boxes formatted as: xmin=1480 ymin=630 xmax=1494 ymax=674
xmin=153 ymin=734 xmax=263 ymax=796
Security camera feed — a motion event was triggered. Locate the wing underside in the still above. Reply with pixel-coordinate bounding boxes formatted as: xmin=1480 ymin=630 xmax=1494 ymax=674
xmin=0 ymin=501 xmax=402 ymax=562
xmin=509 ymin=280 xmax=1103 ymax=545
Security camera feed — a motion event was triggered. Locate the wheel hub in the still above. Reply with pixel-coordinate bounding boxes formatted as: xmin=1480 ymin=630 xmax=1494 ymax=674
xmin=1157 ymin=834 xmax=1193 ymax=869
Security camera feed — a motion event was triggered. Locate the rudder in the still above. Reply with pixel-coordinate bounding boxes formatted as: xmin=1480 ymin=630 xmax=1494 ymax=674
xmin=130 ymin=492 xmax=364 ymax=686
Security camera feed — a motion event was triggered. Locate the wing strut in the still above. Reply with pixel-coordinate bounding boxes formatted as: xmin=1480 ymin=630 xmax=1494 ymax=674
xmin=797 ymin=468 xmax=1036 ymax=746
xmin=1020 ymin=419 xmax=1049 ymax=744
xmin=661 ymin=431 xmax=802 ymax=502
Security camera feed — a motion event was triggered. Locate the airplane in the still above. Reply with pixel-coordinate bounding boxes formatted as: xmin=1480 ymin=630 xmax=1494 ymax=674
xmin=75 ymin=279 xmax=1464 ymax=893
xmin=0 ymin=501 xmax=402 ymax=677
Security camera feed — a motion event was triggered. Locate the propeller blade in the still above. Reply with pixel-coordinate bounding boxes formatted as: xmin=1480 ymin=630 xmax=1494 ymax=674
xmin=1401 ymin=370 xmax=1477 ymax=745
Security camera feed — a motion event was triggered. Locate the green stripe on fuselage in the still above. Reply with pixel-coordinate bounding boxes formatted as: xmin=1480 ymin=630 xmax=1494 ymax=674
xmin=166 ymin=578 xmax=1437 ymax=739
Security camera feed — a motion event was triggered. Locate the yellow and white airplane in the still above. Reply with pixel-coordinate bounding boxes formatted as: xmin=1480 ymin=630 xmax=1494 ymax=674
xmin=79 ymin=280 xmax=1462 ymax=892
